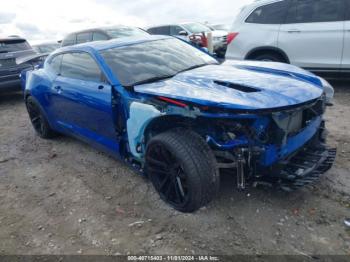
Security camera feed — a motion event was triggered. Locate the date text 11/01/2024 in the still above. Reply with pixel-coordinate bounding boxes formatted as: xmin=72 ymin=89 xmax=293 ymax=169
xmin=127 ymin=255 xmax=220 ymax=261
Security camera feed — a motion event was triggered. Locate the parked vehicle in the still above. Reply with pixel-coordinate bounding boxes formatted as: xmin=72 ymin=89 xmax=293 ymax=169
xmin=208 ymin=24 xmax=230 ymax=31
xmin=19 ymin=53 xmax=49 ymax=90
xmin=33 ymin=42 xmax=60 ymax=54
xmin=20 ymin=42 xmax=60 ymax=89
xmin=61 ymin=26 xmax=149 ymax=47
xmin=225 ymin=0 xmax=350 ymax=77
xmin=0 ymin=36 xmax=36 ymax=93
xmin=24 ymin=35 xmax=336 ymax=212
xmin=147 ymin=22 xmax=228 ymax=57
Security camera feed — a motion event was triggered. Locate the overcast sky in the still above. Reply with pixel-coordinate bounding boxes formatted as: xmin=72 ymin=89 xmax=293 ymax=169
xmin=0 ymin=0 xmax=253 ymax=44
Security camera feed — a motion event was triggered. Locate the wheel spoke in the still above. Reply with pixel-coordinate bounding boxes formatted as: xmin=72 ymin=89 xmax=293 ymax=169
xmin=40 ymin=119 xmax=45 ymax=134
xmin=174 ymin=182 xmax=182 ymax=203
xmin=163 ymin=179 xmax=173 ymax=199
xmin=31 ymin=116 xmax=40 ymax=124
xmin=147 ymin=166 xmax=169 ymax=175
xmin=159 ymin=174 xmax=171 ymax=191
xmin=147 ymin=157 xmax=169 ymax=170
xmin=148 ymin=142 xmax=189 ymax=207
xmin=27 ymin=101 xmax=44 ymax=134
xmin=28 ymin=103 xmax=39 ymax=115
xmin=176 ymin=177 xmax=186 ymax=198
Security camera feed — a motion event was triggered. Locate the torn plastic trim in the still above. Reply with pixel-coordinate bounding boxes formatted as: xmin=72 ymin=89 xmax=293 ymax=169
xmin=127 ymin=98 xmax=207 ymax=160
xmin=127 ymin=102 xmax=164 ymax=160
xmin=206 ymin=135 xmax=249 ymax=150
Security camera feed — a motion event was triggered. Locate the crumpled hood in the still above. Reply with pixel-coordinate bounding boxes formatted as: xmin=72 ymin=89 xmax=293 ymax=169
xmin=134 ymin=60 xmax=324 ymax=110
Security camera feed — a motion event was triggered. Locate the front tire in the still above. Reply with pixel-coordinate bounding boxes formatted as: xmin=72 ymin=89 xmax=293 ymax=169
xmin=146 ymin=129 xmax=219 ymax=213
xmin=26 ymin=96 xmax=56 ymax=139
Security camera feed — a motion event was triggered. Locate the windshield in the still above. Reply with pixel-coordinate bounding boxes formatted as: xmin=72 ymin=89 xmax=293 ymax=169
xmin=181 ymin=23 xmax=211 ymax=34
xmin=212 ymin=24 xmax=230 ymax=31
xmin=106 ymin=27 xmax=149 ymax=38
xmin=0 ymin=40 xmax=31 ymax=53
xmin=100 ymin=38 xmax=217 ymax=87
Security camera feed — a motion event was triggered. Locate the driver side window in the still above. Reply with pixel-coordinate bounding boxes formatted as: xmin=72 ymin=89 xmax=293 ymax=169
xmin=60 ymin=52 xmax=102 ymax=82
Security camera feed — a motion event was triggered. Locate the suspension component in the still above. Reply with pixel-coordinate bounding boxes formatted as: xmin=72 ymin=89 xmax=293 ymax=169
xmin=236 ymin=149 xmax=246 ymax=190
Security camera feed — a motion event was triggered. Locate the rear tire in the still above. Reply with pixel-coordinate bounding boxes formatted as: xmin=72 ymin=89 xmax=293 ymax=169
xmin=146 ymin=129 xmax=219 ymax=213
xmin=26 ymin=96 xmax=56 ymax=139
xmin=252 ymin=53 xmax=286 ymax=63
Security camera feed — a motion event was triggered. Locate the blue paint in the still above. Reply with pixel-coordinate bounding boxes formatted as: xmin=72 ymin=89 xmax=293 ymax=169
xmin=134 ymin=63 xmax=323 ymax=110
xmin=24 ymin=35 xmax=329 ymax=174
xmin=262 ymin=117 xmax=322 ymax=166
xmin=252 ymin=117 xmax=270 ymax=140
xmin=206 ymin=135 xmax=249 ymax=150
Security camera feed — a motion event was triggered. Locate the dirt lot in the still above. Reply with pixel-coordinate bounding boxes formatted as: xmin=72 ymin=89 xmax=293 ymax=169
xmin=0 ymin=82 xmax=349 ymax=256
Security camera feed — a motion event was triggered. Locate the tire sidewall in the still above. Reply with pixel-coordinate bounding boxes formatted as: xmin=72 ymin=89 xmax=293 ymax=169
xmin=146 ymin=138 xmax=202 ymax=212
xmin=254 ymin=54 xmax=283 ymax=63
xmin=26 ymin=96 xmax=54 ymax=138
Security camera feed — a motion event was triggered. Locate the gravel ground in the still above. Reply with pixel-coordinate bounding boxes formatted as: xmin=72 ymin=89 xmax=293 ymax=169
xmin=0 ymin=81 xmax=349 ymax=255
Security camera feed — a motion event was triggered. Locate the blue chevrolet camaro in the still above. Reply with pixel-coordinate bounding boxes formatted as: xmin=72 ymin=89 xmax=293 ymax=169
xmin=24 ymin=35 xmax=336 ymax=212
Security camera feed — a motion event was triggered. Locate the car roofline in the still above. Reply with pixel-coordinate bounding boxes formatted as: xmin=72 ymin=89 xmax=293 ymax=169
xmin=63 ymin=25 xmax=144 ymax=37
xmin=52 ymin=35 xmax=172 ymax=55
xmin=0 ymin=37 xmax=27 ymax=42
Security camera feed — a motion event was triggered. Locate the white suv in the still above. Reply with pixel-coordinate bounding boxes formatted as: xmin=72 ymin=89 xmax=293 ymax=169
xmin=225 ymin=0 xmax=350 ymax=75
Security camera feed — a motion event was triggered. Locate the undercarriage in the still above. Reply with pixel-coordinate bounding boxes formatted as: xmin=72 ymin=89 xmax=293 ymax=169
xmin=215 ymin=143 xmax=337 ymax=192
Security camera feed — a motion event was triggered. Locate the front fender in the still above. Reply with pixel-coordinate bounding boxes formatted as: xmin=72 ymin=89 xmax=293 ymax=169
xmin=127 ymin=102 xmax=164 ymax=160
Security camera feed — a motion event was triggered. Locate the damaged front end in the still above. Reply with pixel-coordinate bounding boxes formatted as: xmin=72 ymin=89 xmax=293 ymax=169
xmin=127 ymin=92 xmax=336 ymax=192
xmin=200 ymin=95 xmax=336 ymax=191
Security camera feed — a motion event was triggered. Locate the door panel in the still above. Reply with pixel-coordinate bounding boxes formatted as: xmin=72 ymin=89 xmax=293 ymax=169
xmin=278 ymin=0 xmax=345 ymax=69
xmin=51 ymin=77 xmax=115 ymax=140
xmin=342 ymin=0 xmax=350 ymax=69
xmin=344 ymin=22 xmax=350 ymax=69
xmin=49 ymin=52 xmax=117 ymax=150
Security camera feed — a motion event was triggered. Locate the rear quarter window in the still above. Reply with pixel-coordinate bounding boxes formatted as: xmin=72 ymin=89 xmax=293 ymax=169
xmin=286 ymin=0 xmax=345 ymax=23
xmin=62 ymin=34 xmax=76 ymax=47
xmin=147 ymin=28 xmax=157 ymax=34
xmin=76 ymin=32 xmax=92 ymax=44
xmin=92 ymin=32 xmax=109 ymax=41
xmin=48 ymin=55 xmax=63 ymax=75
xmin=246 ymin=1 xmax=290 ymax=24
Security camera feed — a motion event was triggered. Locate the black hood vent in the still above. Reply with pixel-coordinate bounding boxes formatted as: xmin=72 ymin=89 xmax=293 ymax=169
xmin=214 ymin=80 xmax=260 ymax=93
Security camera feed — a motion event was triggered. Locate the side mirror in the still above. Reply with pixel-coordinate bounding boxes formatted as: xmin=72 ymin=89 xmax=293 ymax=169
xmin=179 ymin=31 xmax=188 ymax=36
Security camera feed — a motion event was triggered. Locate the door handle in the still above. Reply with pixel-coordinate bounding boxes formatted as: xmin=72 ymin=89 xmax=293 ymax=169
xmin=287 ymin=29 xmax=301 ymax=33
xmin=98 ymin=85 xmax=104 ymax=90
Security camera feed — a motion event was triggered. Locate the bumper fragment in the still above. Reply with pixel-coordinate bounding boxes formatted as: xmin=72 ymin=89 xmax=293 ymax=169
xmin=278 ymin=146 xmax=337 ymax=191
